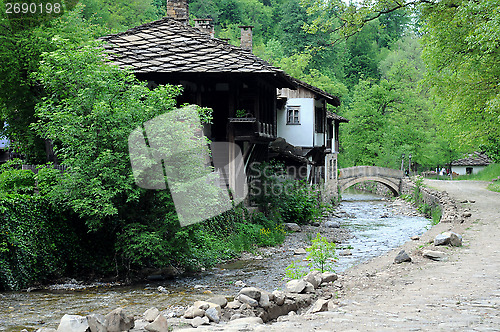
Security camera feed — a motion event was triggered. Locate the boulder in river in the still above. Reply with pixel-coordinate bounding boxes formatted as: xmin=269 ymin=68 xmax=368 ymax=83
xmin=294 ymin=248 xmax=307 ymax=255
xmin=226 ymin=300 xmax=242 ymax=309
xmin=394 ymin=250 xmax=412 ymax=264
xmin=236 ymin=294 xmax=259 ymax=307
xmin=205 ymin=307 xmax=220 ymax=323
xmin=105 ymin=308 xmax=134 ymax=332
xmin=183 ymin=306 xmax=205 ymax=319
xmin=87 ymin=313 xmax=107 ymax=332
xmin=272 ymin=290 xmax=285 ymax=306
xmin=321 ymin=272 xmax=338 ymax=284
xmin=286 ymin=279 xmax=306 ymax=293
xmin=258 ymin=291 xmax=271 ymax=308
xmin=144 ymin=314 xmax=169 ymax=332
xmin=304 ymin=270 xmax=322 ymax=289
xmin=143 ymin=307 xmax=160 ymax=322
xmin=303 ymin=281 xmax=315 ymax=293
xmin=325 ymin=220 xmax=341 ymax=228
xmin=206 ymin=295 xmax=228 ymax=309
xmin=284 ymin=223 xmax=301 ymax=232
xmin=57 ymin=315 xmax=89 ymax=332
xmin=238 ymin=287 xmax=261 ymax=300
xmin=189 ymin=316 xmax=209 ymax=328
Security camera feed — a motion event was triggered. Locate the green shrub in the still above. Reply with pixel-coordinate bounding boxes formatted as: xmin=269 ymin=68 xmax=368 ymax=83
xmin=0 ymin=194 xmax=82 ymax=290
xmin=305 ymin=233 xmax=338 ymax=273
xmin=431 ymin=206 xmax=442 ymax=225
xmin=276 ymin=180 xmax=323 ymax=225
xmin=284 ymin=260 xmax=307 ymax=280
xmin=0 ymin=169 xmax=35 ymax=194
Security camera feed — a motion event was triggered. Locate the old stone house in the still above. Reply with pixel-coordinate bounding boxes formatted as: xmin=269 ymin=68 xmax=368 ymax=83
xmin=101 ymin=0 xmax=347 ymax=201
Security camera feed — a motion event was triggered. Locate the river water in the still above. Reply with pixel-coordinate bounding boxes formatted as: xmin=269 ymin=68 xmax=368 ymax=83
xmin=0 ymin=191 xmax=430 ymax=331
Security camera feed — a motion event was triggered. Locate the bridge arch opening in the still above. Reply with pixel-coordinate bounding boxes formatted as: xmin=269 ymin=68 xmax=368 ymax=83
xmin=339 ymin=177 xmax=400 ymax=196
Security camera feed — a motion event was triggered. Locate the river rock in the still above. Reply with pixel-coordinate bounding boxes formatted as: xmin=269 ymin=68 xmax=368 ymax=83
xmin=258 ymin=292 xmax=271 ymax=308
xmin=306 ymin=299 xmax=329 ymax=314
xmin=286 ymin=279 xmax=306 ymax=293
xmin=205 ymin=307 xmax=220 ymax=323
xmin=304 ymin=270 xmax=322 ymax=289
xmin=238 ymin=287 xmax=261 ymax=300
xmin=284 ymin=223 xmax=301 ymax=232
xmin=183 ymin=306 xmax=205 ymax=319
xmin=226 ymin=317 xmax=263 ymax=328
xmin=157 ymin=286 xmax=169 ymax=294
xmin=206 ymin=295 xmax=228 ymax=308
xmin=239 ymin=303 xmax=252 ymax=311
xmin=434 ymin=231 xmax=462 ymax=247
xmin=143 ymin=308 xmax=160 ymax=322
xmin=423 ymin=250 xmax=447 ymax=261
xmin=132 ymin=319 xmax=148 ymax=330
xmin=272 ymin=290 xmax=285 ymax=306
xmin=234 ymin=280 xmax=247 ymax=287
xmin=321 ymin=272 xmax=338 ymax=283
xmin=325 ymin=221 xmax=340 ymax=228
xmin=189 ymin=316 xmax=209 ymax=328
xmin=193 ymin=301 xmax=221 ymax=315
xmin=236 ymin=294 xmax=259 ymax=307
xmin=394 ymin=250 xmax=412 ymax=264
xmin=57 ymin=315 xmax=89 ymax=332
xmin=36 ymin=329 xmax=57 ymax=332
xmin=226 ymin=300 xmax=242 ymax=309
xmin=339 ymin=249 xmax=352 ymax=256
xmin=230 ymin=313 xmax=245 ymax=321
xmin=87 ymin=313 xmax=107 ymax=332
xmin=106 ymin=308 xmax=134 ymax=332
xmin=294 ymin=248 xmax=307 ymax=255
xmin=411 ymin=235 xmax=420 ymax=240
xmin=304 ymin=281 xmax=315 ymax=293
xmin=144 ymin=315 xmax=168 ymax=332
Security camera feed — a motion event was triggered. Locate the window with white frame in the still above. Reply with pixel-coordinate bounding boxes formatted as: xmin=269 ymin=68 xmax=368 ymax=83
xmin=286 ymin=106 xmax=300 ymax=124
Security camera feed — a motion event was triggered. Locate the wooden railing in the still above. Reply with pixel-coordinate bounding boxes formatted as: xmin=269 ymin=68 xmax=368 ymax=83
xmin=229 ymin=118 xmax=276 ymax=139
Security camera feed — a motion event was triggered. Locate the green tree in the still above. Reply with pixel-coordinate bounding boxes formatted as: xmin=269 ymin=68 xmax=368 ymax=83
xmin=301 ymin=0 xmax=500 ymax=161
xmin=0 ymin=3 xmax=105 ymax=162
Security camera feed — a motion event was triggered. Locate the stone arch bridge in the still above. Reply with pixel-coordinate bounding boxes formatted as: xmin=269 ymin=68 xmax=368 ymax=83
xmin=338 ymin=166 xmax=404 ymax=195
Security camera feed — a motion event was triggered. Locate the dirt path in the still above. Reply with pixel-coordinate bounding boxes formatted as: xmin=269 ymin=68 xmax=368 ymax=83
xmin=262 ymin=180 xmax=500 ymax=331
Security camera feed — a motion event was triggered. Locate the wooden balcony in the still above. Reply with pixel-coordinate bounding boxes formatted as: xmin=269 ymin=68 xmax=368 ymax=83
xmin=228 ymin=118 xmax=276 ymax=141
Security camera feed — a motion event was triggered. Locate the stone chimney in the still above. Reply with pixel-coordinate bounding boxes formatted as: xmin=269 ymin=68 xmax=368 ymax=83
xmin=239 ymin=25 xmax=254 ymax=52
xmin=194 ymin=18 xmax=215 ymax=38
xmin=167 ymin=0 xmax=189 ymax=24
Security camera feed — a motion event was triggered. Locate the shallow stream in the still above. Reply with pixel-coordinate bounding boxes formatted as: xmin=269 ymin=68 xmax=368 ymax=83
xmin=0 ymin=191 xmax=430 ymax=331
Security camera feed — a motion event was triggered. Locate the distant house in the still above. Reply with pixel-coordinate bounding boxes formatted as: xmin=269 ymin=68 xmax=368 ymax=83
xmin=275 ymin=79 xmax=348 ymax=198
xmin=451 ymin=152 xmax=492 ymax=175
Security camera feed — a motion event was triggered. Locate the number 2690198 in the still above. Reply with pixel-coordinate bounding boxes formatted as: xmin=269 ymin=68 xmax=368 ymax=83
xmin=5 ymin=2 xmax=62 ymax=15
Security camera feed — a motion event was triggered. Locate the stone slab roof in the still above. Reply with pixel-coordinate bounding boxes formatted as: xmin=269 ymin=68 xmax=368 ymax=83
xmin=451 ymin=152 xmax=492 ymax=166
xmin=100 ymin=17 xmax=294 ymax=87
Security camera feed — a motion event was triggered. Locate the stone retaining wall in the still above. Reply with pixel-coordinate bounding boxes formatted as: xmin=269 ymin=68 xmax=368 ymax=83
xmin=400 ymin=178 xmax=462 ymax=223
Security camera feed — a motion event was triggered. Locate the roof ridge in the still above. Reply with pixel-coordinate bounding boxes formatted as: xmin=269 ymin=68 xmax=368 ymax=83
xmin=100 ymin=17 xmax=286 ymax=75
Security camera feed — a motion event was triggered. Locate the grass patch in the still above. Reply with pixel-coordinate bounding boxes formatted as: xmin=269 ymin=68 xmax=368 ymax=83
xmin=487 ymin=181 xmax=500 ymax=192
